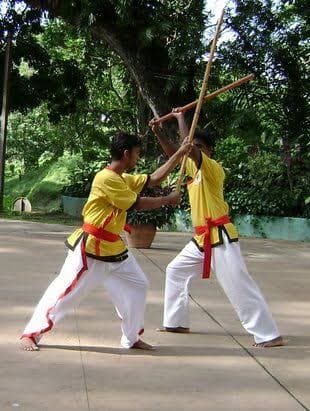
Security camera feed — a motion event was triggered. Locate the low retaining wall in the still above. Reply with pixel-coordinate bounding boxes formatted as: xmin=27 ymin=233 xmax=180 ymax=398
xmin=170 ymin=210 xmax=310 ymax=242
xmin=62 ymin=198 xmax=310 ymax=242
xmin=233 ymin=214 xmax=310 ymax=242
xmin=62 ymin=196 xmax=87 ymax=218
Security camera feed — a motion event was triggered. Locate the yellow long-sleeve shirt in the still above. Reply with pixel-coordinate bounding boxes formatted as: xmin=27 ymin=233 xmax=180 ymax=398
xmin=66 ymin=168 xmax=148 ymax=261
xmin=186 ymin=152 xmax=238 ymax=249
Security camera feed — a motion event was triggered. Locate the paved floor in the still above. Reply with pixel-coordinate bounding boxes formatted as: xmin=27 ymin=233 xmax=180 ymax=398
xmin=0 ymin=219 xmax=309 ymax=411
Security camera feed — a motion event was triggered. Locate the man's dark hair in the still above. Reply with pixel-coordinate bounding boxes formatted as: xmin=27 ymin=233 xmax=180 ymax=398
xmin=110 ymin=132 xmax=142 ymax=160
xmin=194 ymin=130 xmax=215 ymax=148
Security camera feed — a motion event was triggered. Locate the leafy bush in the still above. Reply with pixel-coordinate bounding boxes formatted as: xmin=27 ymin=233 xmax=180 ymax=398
xmin=4 ymin=156 xmax=77 ymax=212
xmin=2 ymin=195 xmax=14 ymax=213
xmin=7 ymin=105 xmax=63 ymax=172
xmin=61 ymin=159 xmax=105 ymax=197
xmin=125 ymin=158 xmax=178 ymax=228
xmin=215 ymin=136 xmax=309 ymax=217
xmin=246 ymin=152 xmax=299 ymax=216
xmin=130 ymin=135 xmax=309 ymax=221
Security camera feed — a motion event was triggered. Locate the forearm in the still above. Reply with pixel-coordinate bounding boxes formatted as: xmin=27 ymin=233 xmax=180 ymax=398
xmin=155 ymin=132 xmax=177 ymax=157
xmin=149 ymin=150 xmax=182 ymax=187
xmin=134 ymin=196 xmax=170 ymax=210
xmin=176 ymin=115 xmax=189 ymax=140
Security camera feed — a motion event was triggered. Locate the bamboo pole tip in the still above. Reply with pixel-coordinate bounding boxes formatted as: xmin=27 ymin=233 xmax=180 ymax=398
xmin=219 ymin=8 xmax=225 ymax=19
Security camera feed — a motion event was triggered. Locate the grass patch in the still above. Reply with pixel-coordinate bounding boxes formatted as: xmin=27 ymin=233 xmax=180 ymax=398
xmin=4 ymin=154 xmax=80 ymax=213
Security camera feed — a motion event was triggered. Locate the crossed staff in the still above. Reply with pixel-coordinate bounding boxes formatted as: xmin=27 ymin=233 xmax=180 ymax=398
xmin=150 ymin=9 xmax=254 ymax=193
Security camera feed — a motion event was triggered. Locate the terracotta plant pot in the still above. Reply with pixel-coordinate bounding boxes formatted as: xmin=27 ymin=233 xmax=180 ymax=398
xmin=125 ymin=224 xmax=156 ymax=249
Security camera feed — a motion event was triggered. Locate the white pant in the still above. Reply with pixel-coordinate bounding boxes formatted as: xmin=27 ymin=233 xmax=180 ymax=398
xmin=163 ymin=234 xmax=280 ymax=343
xmin=22 ymin=243 xmax=149 ymax=348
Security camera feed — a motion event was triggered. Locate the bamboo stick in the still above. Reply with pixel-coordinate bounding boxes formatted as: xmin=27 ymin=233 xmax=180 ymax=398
xmin=175 ymin=9 xmax=224 ymax=193
xmin=151 ymin=74 xmax=254 ymax=125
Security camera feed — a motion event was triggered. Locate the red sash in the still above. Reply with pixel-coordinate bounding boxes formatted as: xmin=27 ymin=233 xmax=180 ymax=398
xmin=123 ymin=223 xmax=132 ymax=234
xmin=194 ymin=215 xmax=231 ymax=279
xmin=82 ymin=223 xmax=120 ymax=242
xmin=82 ymin=222 xmax=132 ymax=256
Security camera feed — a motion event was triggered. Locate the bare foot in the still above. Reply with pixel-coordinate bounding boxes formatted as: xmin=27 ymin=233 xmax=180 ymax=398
xmin=19 ymin=337 xmax=39 ymax=351
xmin=156 ymin=326 xmax=190 ymax=334
xmin=131 ymin=339 xmax=155 ymax=351
xmin=253 ymin=336 xmax=284 ymax=348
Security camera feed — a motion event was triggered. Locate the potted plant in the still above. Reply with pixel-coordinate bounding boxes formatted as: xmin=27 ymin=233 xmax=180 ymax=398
xmin=125 ymin=186 xmax=176 ymax=248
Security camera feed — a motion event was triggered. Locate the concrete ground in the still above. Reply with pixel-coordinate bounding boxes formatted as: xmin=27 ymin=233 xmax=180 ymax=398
xmin=0 ymin=219 xmax=309 ymax=411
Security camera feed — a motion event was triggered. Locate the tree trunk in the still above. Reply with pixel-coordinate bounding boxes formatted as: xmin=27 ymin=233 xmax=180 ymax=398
xmin=25 ymin=1 xmax=198 ymax=140
xmin=0 ymin=32 xmax=13 ymax=213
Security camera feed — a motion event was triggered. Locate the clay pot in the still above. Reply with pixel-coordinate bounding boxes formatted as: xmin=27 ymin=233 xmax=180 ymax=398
xmin=125 ymin=224 xmax=156 ymax=248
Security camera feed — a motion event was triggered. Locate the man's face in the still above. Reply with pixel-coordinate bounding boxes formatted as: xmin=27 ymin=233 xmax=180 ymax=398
xmin=125 ymin=146 xmax=141 ymax=170
xmin=193 ymin=138 xmax=213 ymax=157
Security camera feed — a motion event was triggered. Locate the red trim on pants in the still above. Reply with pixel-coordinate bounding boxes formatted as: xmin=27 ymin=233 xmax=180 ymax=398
xmin=21 ymin=223 xmax=127 ymax=342
xmin=21 ymin=240 xmax=89 ymax=342
xmin=194 ymin=215 xmax=231 ymax=279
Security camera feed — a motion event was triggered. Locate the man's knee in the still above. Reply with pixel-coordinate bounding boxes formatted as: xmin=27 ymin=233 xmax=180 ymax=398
xmin=135 ymin=273 xmax=149 ymax=290
xmin=166 ymin=260 xmax=177 ymax=273
xmin=166 ymin=261 xmax=182 ymax=280
xmin=143 ymin=277 xmax=150 ymax=290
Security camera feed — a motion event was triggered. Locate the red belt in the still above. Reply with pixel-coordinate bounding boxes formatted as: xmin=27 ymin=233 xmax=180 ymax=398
xmin=123 ymin=223 xmax=132 ymax=234
xmin=82 ymin=223 xmax=122 ymax=256
xmin=82 ymin=223 xmax=132 ymax=256
xmin=82 ymin=223 xmax=120 ymax=242
xmin=194 ymin=215 xmax=231 ymax=279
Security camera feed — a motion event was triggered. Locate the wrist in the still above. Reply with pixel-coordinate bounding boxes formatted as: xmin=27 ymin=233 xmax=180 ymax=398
xmin=163 ymin=196 xmax=171 ymax=206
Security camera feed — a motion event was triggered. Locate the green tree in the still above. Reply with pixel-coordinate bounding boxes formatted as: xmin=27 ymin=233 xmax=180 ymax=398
xmin=23 ymin=0 xmax=208 ymax=129
xmin=0 ymin=1 xmax=87 ymax=120
xmin=7 ymin=105 xmax=62 ymax=170
xmin=219 ymin=0 xmax=309 ymax=150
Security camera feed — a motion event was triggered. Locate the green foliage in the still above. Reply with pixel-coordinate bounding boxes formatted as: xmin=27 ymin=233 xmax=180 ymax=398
xmin=218 ymin=0 xmax=309 ymax=150
xmin=215 ymin=136 xmax=309 ymax=218
xmin=7 ymin=103 xmax=111 ymax=172
xmin=0 ymin=210 xmax=81 ymax=225
xmin=0 ymin=3 xmax=87 ymax=119
xmin=28 ymin=181 xmax=64 ymax=212
xmin=18 ymin=0 xmax=207 ymax=126
xmin=61 ymin=157 xmax=107 ymax=197
xmin=4 ymin=154 xmax=81 ymax=212
xmin=214 ymin=135 xmax=249 ymax=187
xmin=2 ymin=0 xmax=308 ymax=223
xmin=123 ymin=158 xmax=177 ymax=228
xmin=7 ymin=105 xmax=63 ymax=171
xmin=2 ymin=194 xmax=14 ymax=212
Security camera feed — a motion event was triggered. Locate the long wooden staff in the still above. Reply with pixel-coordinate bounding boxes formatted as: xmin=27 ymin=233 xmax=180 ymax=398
xmin=175 ymin=9 xmax=224 ymax=193
xmin=151 ymin=74 xmax=254 ymax=125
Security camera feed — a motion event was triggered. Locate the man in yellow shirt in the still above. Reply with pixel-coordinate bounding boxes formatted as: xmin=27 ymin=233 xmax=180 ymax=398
xmin=20 ymin=132 xmax=190 ymax=351
xmin=151 ymin=111 xmax=283 ymax=348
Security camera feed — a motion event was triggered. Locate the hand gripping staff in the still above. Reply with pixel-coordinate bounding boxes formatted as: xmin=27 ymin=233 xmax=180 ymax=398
xmin=175 ymin=8 xmax=224 ymax=193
